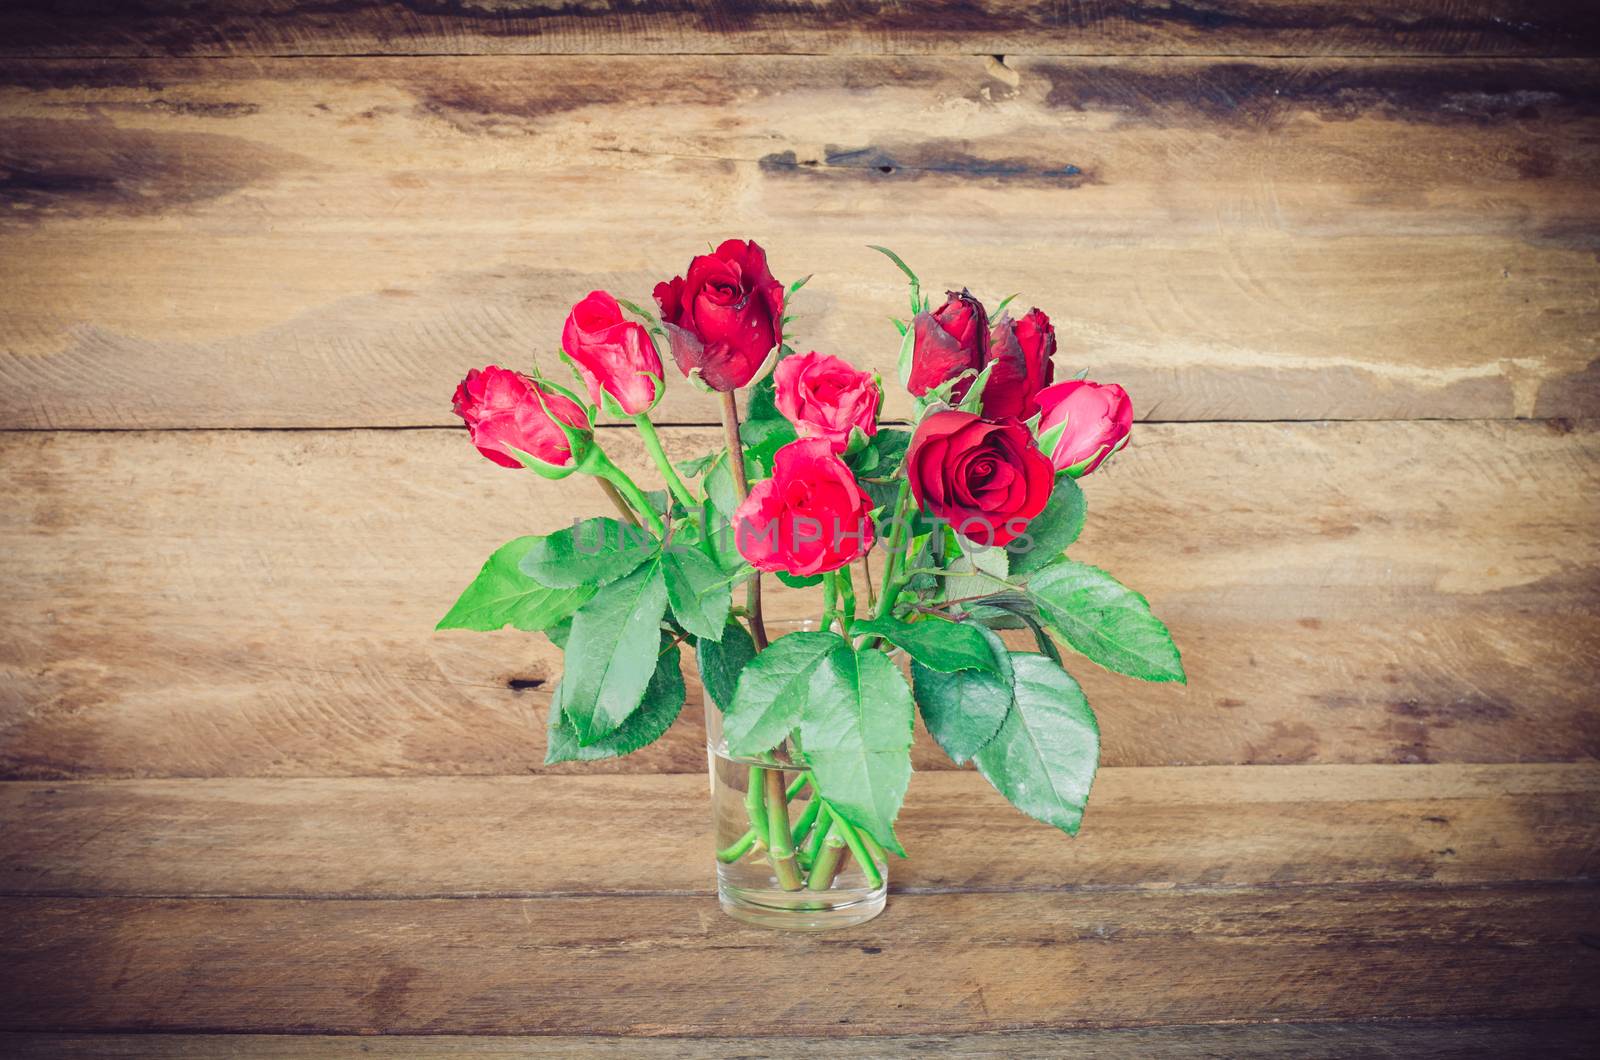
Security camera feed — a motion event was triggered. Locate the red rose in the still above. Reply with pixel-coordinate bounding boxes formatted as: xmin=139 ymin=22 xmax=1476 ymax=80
xmin=981 ymin=308 xmax=1056 ymax=420
xmin=1035 ymin=379 xmax=1132 ymax=477
xmin=734 ymin=439 xmax=875 ymax=576
xmin=773 ymin=350 xmax=880 ymax=454
xmin=906 ymin=289 xmax=988 ymax=398
xmin=653 ymin=239 xmax=785 ymax=391
xmin=560 ymin=290 xmax=664 ymax=416
xmin=451 ymin=365 xmax=591 ymax=473
xmin=905 ymin=410 xmax=1053 ymax=546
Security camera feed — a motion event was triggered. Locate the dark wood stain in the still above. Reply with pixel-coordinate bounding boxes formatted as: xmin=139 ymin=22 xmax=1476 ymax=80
xmin=0 ymin=117 xmax=305 ymax=221
xmin=3 ymin=1 xmax=1599 ymax=56
xmin=760 ymin=143 xmax=1099 ymax=188
xmin=1038 ymin=61 xmax=1600 ymax=129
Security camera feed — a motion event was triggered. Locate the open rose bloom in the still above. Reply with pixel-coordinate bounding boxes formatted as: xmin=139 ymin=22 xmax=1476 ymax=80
xmin=441 ymin=242 xmax=1182 ymax=931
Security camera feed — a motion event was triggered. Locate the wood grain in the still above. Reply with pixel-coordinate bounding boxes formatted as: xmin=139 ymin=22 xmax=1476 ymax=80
xmin=1 ymin=766 xmax=1594 ymax=897
xmin=3 ymin=420 xmax=1595 ymax=778
xmin=0 ymin=886 xmax=1593 ymax=1034
xmin=3 ymin=56 xmax=1598 ymax=427
xmin=3 ymin=1 xmax=1597 ymax=58
xmin=9 ymin=1023 xmax=1600 ymax=1058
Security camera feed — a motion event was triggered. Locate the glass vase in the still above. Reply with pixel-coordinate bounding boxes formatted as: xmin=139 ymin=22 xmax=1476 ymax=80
xmin=705 ymin=622 xmax=888 ymax=930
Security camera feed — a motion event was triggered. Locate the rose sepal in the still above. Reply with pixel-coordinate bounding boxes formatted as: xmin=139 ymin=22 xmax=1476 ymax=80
xmin=1061 ymin=433 xmax=1130 ymax=478
xmin=953 ymin=362 xmax=998 ymax=415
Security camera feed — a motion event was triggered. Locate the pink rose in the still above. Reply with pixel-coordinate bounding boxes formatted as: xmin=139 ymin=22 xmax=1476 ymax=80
xmin=451 ymin=365 xmax=591 ymax=472
xmin=653 ymin=239 xmax=785 ymax=391
xmin=906 ymin=289 xmax=988 ymax=399
xmin=773 ymin=351 xmax=880 ymax=454
xmin=734 ymin=439 xmax=875 ymax=576
xmin=981 ymin=308 xmax=1056 ymax=420
xmin=560 ymin=290 xmax=664 ymax=415
xmin=1035 ymin=379 xmax=1132 ymax=477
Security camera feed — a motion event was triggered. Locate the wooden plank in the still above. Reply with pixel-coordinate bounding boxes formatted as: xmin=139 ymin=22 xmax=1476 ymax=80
xmin=2 ymin=420 xmax=1596 ymax=778
xmin=2 ymin=2 xmax=1597 ymax=58
xmin=2 ymin=56 xmax=1597 ymax=427
xmin=0 ymin=886 xmax=1593 ymax=1033
xmin=9 ymin=1021 xmax=1600 ymax=1058
xmin=1 ymin=766 xmax=1595 ymax=897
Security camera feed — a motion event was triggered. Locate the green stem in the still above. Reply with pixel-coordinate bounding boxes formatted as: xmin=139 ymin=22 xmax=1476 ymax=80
xmin=821 ymin=568 xmax=838 ymax=634
xmin=874 ymin=480 xmax=912 ymax=620
xmin=764 ymin=765 xmax=803 ymax=891
xmin=716 ymin=829 xmax=759 ymax=864
xmin=789 ymin=786 xmax=823 ymax=848
xmin=632 ymin=413 xmax=697 ymax=512
xmin=837 ymin=565 xmax=858 ymax=633
xmin=802 ymin=803 xmax=832 ymax=866
xmin=744 ymin=764 xmax=769 ymax=840
xmin=719 ymin=391 xmax=767 ymax=649
xmin=806 ymin=820 xmax=847 ymax=892
xmin=593 ymin=452 xmax=665 ymax=537
xmin=718 ymin=770 xmax=807 ymax=864
xmin=829 ymin=814 xmax=884 ymax=889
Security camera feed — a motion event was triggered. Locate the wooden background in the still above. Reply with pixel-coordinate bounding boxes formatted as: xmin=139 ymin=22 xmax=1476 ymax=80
xmin=2 ymin=2 xmax=1598 ymax=1055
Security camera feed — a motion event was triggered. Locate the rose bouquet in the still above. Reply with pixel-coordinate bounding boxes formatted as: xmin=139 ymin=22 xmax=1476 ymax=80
xmin=440 ymin=241 xmax=1183 ymax=929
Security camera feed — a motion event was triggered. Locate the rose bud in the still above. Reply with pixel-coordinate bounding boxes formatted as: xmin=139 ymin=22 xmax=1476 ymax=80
xmin=773 ymin=350 xmax=881 ymax=454
xmin=734 ymin=438 xmax=876 ymax=576
xmin=906 ymin=289 xmax=989 ymax=399
xmin=451 ymin=365 xmax=592 ymax=475
xmin=653 ymin=238 xmax=785 ymax=391
xmin=560 ymin=290 xmax=664 ymax=416
xmin=1035 ymin=379 xmax=1132 ymax=478
xmin=981 ymin=308 xmax=1056 ymax=420
xmin=905 ymin=410 xmax=1054 ymax=547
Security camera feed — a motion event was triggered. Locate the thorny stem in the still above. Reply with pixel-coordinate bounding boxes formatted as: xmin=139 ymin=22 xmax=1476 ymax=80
xmin=593 ymin=452 xmax=665 ymax=537
xmin=719 ymin=390 xmax=767 ymax=649
xmin=596 ymin=477 xmax=641 ymax=527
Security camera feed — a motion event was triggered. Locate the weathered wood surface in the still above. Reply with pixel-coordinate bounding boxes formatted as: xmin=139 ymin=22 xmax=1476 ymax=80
xmin=1 ymin=885 xmax=1593 ymax=1034
xmin=4 ymin=1 xmax=1598 ymax=58
xmin=4 ymin=57 xmax=1598 ymax=428
xmin=10 ymin=1022 xmax=1600 ymax=1059
xmin=2 ymin=766 xmax=1594 ymax=897
xmin=4 ymin=420 xmax=1595 ymax=779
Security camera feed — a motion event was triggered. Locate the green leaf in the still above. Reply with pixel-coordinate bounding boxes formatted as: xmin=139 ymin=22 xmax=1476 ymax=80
xmin=559 ymin=560 xmax=671 ymax=744
xmin=745 ymin=346 xmax=796 ymax=424
xmin=911 ymin=626 xmax=1014 ymax=765
xmin=661 ymin=545 xmax=731 ymax=641
xmin=676 ymin=452 xmax=717 ymax=479
xmin=697 ymin=618 xmax=757 ymax=712
xmin=973 ymin=653 xmax=1100 ymax=836
xmin=851 ymin=615 xmax=1003 ymax=675
xmin=1010 ymin=476 xmax=1086 ymax=575
xmin=740 ymin=413 xmax=798 ymax=476
xmin=546 ymin=636 xmax=686 ymax=763
xmin=705 ymin=450 xmax=754 ymax=519
xmin=437 ymin=537 xmax=595 ymax=632
xmin=1027 ymin=559 xmax=1185 ymax=683
xmin=802 ymin=645 xmax=914 ymax=856
xmin=519 ymin=517 xmax=659 ymax=589
xmin=722 ymin=631 xmax=843 ymax=756
xmin=777 ymin=570 xmax=824 ymax=589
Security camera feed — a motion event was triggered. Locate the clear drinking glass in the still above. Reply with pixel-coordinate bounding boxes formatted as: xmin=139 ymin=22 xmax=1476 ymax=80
xmin=705 ymin=620 xmax=888 ymax=930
